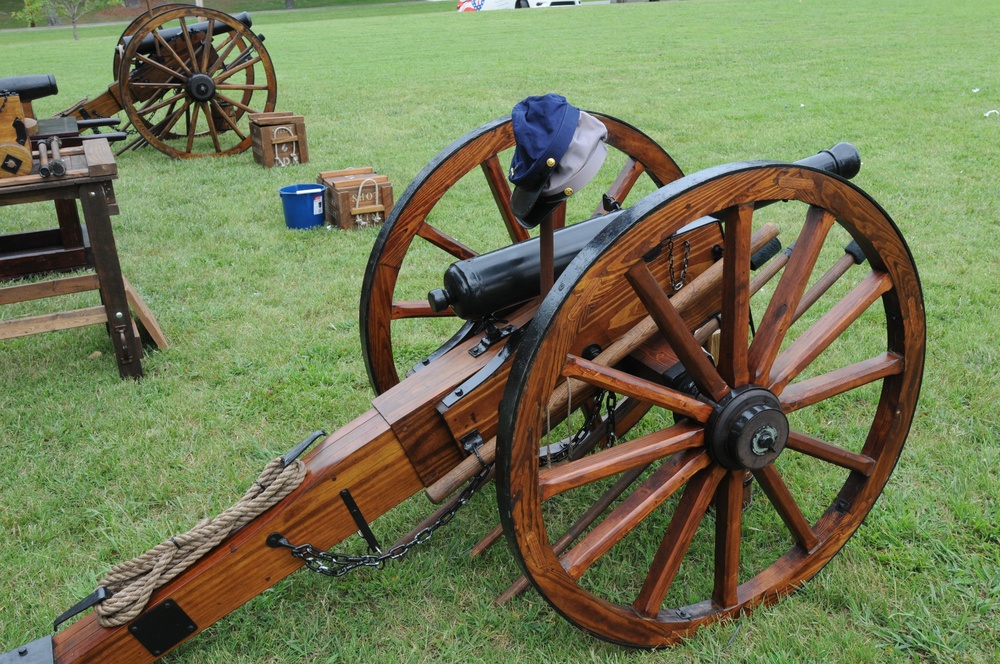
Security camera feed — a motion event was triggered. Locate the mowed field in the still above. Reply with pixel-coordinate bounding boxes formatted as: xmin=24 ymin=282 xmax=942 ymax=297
xmin=1 ymin=0 xmax=998 ymax=661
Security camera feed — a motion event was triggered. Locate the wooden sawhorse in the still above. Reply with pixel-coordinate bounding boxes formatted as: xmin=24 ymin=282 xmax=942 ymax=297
xmin=0 ymin=138 xmax=166 ymax=379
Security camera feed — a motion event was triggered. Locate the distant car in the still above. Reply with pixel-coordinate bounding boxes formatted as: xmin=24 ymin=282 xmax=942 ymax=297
xmin=458 ymin=0 xmax=579 ymax=10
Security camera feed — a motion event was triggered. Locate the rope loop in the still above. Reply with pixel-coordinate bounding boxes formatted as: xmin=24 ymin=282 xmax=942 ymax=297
xmin=93 ymin=457 xmax=306 ymax=627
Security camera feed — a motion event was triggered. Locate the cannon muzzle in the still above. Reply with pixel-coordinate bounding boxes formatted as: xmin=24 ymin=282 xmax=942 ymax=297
xmin=122 ymin=12 xmax=253 ymax=56
xmin=0 ymin=74 xmax=58 ymax=101
xmin=428 ymin=143 xmax=861 ymax=321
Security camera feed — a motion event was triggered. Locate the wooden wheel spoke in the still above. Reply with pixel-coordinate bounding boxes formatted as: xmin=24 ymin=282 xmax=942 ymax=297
xmin=562 ymin=354 xmax=714 ymax=422
xmin=132 ymin=51 xmax=186 ymax=82
xmin=152 ymin=30 xmax=191 ymax=76
xmin=208 ymin=97 xmax=244 ymax=137
xmin=786 ymin=430 xmax=876 ymax=476
xmin=416 ymin=223 xmax=478 ymax=260
xmin=135 ymin=89 xmax=185 ymax=116
xmin=212 ymin=92 xmax=257 ymax=118
xmin=481 ymin=156 xmax=528 ymax=244
xmin=185 ymin=102 xmax=201 ymax=153
xmin=214 ymin=53 xmax=261 ymax=84
xmin=712 ymin=470 xmax=744 ymax=608
xmin=498 ymin=463 xmax=650 ymax=605
xmin=156 ymin=98 xmax=193 ymax=137
xmin=206 ymin=31 xmax=241 ymax=76
xmin=391 ymin=300 xmax=455 ymax=319
xmin=780 ymin=351 xmax=903 ymax=413
xmin=561 ymin=450 xmax=712 ymax=579
xmin=748 ymin=207 xmax=837 ymax=383
xmin=539 ymin=421 xmax=703 ymax=500
xmin=626 ymin=260 xmax=730 ymax=402
xmin=200 ymin=18 xmax=215 ymax=72
xmin=593 ymin=157 xmax=644 ymax=215
xmin=178 ymin=16 xmax=199 ymax=71
xmin=718 ymin=203 xmax=753 ymax=388
xmin=768 ymin=270 xmax=892 ymax=393
xmin=202 ymin=102 xmax=223 ymax=152
xmin=752 ymin=464 xmax=819 ymax=552
xmin=215 ymin=83 xmax=270 ymax=92
xmin=634 ymin=465 xmax=725 ymax=618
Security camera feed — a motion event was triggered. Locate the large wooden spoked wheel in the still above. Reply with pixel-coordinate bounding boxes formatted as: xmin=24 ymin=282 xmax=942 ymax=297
xmin=359 ymin=114 xmax=684 ymax=395
xmin=497 ymin=161 xmax=925 ymax=647
xmin=117 ymin=6 xmax=277 ymax=158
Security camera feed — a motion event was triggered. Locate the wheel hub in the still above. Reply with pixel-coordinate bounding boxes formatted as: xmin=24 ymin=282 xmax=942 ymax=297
xmin=706 ymin=386 xmax=788 ymax=470
xmin=187 ymin=73 xmax=216 ymax=102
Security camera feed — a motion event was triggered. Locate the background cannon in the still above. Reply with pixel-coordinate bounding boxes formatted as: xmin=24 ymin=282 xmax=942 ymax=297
xmin=0 ymin=113 xmax=923 ymax=661
xmin=55 ymin=3 xmax=277 ymax=159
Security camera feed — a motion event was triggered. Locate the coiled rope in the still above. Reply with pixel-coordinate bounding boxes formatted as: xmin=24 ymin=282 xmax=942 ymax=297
xmin=94 ymin=456 xmax=306 ymax=627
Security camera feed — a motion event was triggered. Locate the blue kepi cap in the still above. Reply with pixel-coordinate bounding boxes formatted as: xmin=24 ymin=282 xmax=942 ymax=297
xmin=508 ymin=94 xmax=580 ymax=226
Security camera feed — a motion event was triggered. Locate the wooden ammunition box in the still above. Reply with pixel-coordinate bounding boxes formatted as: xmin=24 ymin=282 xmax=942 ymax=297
xmin=250 ymin=112 xmax=308 ymax=167
xmin=317 ymin=167 xmax=394 ymax=230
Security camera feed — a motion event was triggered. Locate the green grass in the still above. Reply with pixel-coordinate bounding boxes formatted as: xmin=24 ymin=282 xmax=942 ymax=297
xmin=2 ymin=0 xmax=1000 ymax=661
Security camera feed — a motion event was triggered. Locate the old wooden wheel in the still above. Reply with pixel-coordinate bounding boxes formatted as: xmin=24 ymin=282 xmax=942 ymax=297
xmin=117 ymin=6 xmax=277 ymax=158
xmin=359 ymin=113 xmax=684 ymax=395
xmin=497 ymin=161 xmax=924 ymax=646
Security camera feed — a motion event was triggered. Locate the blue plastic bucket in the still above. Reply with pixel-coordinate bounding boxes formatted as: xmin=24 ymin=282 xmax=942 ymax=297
xmin=279 ymin=184 xmax=325 ymax=229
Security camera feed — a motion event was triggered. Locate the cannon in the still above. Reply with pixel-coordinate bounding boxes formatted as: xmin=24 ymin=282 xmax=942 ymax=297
xmin=53 ymin=3 xmax=276 ymax=159
xmin=0 ymin=113 xmax=924 ymax=661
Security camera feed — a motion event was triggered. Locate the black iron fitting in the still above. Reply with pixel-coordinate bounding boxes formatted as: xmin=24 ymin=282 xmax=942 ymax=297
xmin=340 ymin=488 xmax=382 ymax=554
xmin=53 ymin=586 xmax=113 ymax=631
xmin=461 ymin=431 xmax=487 ymax=469
xmin=438 ymin=326 xmax=526 ymax=411
xmin=282 ymin=430 xmax=327 ymax=467
xmin=0 ymin=636 xmax=55 ymax=664
xmin=468 ymin=318 xmax=516 ymax=358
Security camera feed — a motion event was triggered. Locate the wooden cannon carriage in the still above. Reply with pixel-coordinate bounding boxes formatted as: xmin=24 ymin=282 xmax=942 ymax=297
xmin=0 ymin=114 xmax=924 ymax=662
xmin=55 ymin=3 xmax=276 ymax=159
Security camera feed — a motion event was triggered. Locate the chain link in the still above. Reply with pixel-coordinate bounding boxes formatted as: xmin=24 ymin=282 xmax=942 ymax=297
xmin=279 ymin=467 xmax=491 ymax=578
xmin=668 ymin=237 xmax=691 ymax=291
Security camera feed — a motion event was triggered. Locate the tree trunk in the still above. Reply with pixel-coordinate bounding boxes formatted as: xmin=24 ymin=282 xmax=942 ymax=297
xmin=285 ymin=0 xmax=295 ymax=8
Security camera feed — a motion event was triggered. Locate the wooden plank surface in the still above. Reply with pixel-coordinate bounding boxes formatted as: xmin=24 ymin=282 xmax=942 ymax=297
xmin=0 ymin=305 xmax=106 ymax=339
xmin=0 ymin=274 xmax=99 ymax=305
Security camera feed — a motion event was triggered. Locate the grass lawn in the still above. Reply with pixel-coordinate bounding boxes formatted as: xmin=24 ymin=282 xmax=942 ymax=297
xmin=1 ymin=0 xmax=999 ymax=661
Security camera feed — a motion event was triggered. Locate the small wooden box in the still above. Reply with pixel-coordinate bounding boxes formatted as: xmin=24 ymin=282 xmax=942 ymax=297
xmin=250 ymin=112 xmax=308 ymax=167
xmin=317 ymin=167 xmax=394 ymax=230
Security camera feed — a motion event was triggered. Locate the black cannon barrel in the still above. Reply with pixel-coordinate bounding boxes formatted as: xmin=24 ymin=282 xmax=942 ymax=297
xmin=427 ymin=143 xmax=861 ymax=321
xmin=122 ymin=12 xmax=253 ymax=57
xmin=795 ymin=142 xmax=860 ymax=180
xmin=0 ymin=74 xmax=58 ymax=101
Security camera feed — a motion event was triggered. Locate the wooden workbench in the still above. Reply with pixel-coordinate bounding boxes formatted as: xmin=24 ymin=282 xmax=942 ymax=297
xmin=0 ymin=138 xmax=166 ymax=379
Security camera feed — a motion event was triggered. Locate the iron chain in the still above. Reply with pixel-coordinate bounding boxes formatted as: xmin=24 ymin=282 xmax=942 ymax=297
xmin=282 ymin=388 xmax=621 ymax=578
xmin=668 ymin=237 xmax=691 ymax=291
xmin=283 ymin=467 xmax=491 ymax=578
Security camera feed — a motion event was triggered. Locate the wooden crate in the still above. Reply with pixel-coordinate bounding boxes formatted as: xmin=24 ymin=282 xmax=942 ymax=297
xmin=250 ymin=112 xmax=308 ymax=167
xmin=317 ymin=167 xmax=394 ymax=230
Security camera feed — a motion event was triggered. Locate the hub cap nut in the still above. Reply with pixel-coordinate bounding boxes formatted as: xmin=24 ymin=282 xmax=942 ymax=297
xmin=707 ymin=387 xmax=789 ymax=470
